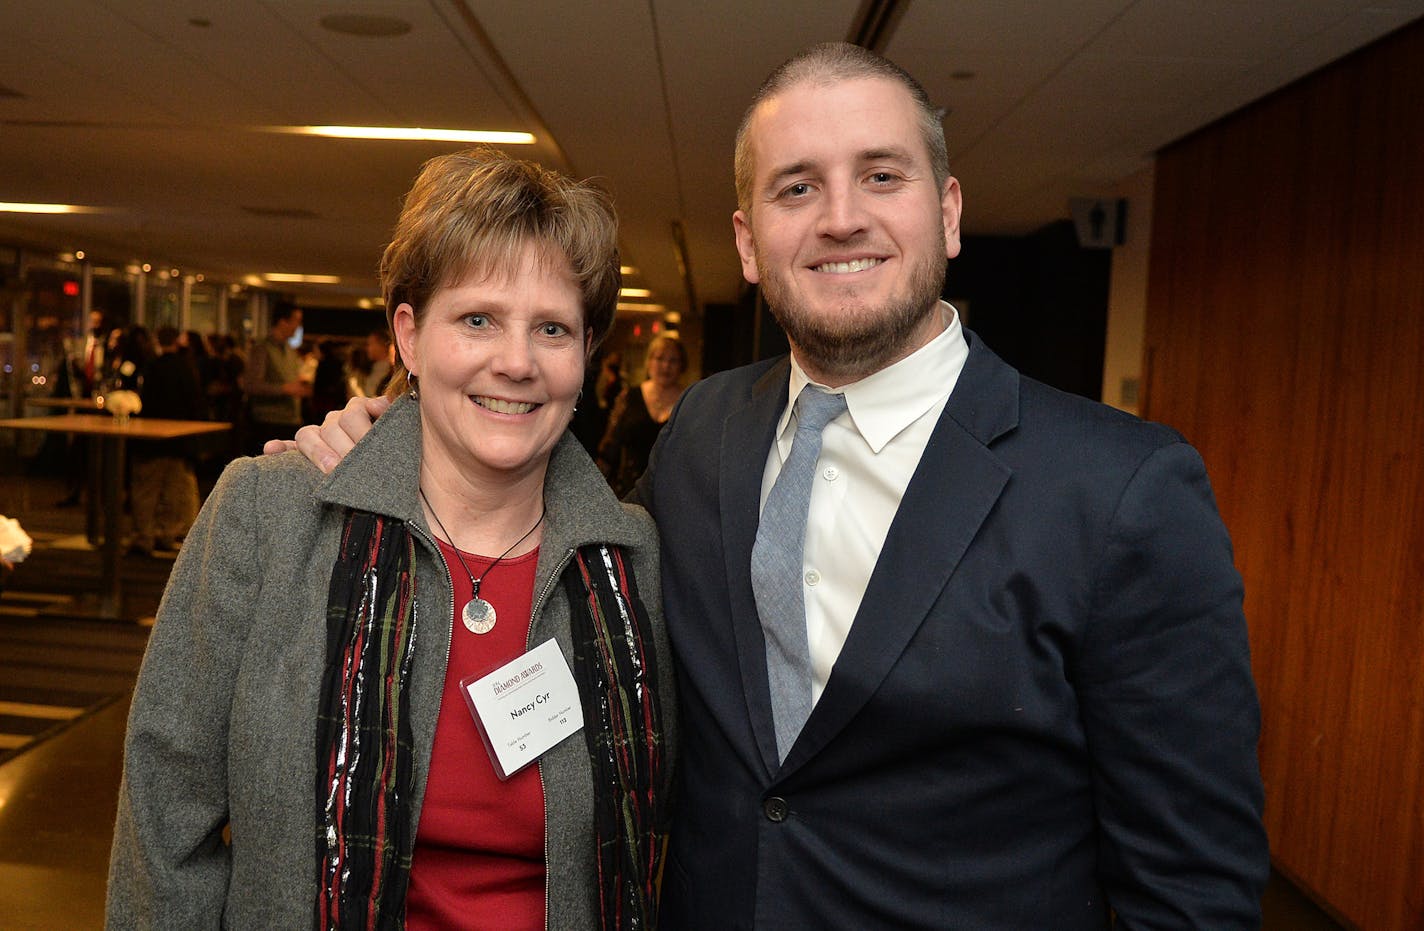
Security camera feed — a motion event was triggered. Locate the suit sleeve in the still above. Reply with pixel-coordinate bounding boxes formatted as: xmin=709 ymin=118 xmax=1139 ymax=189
xmin=1076 ymin=441 xmax=1269 ymax=929
xmin=106 ymin=459 xmax=263 ymax=928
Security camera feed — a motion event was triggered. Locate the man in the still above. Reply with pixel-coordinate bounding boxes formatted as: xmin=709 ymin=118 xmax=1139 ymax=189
xmin=79 ymin=308 xmax=107 ymax=395
xmin=245 ymin=304 xmax=310 ymax=450
xmin=358 ymin=327 xmax=394 ymax=398
xmin=282 ymin=42 xmax=1267 ymax=928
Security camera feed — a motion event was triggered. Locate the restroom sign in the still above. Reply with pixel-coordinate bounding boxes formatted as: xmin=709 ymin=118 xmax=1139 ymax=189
xmin=1070 ymin=198 xmax=1127 ymax=249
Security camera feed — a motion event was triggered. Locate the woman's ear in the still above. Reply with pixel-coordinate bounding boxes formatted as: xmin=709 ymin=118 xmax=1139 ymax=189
xmin=392 ymin=303 xmax=418 ymax=377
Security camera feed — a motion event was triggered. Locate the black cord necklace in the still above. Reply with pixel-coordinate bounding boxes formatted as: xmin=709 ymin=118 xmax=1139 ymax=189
xmin=420 ymin=488 xmax=545 ymax=635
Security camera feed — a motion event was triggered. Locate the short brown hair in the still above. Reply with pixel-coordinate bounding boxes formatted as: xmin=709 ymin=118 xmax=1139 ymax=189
xmin=380 ymin=147 xmax=621 ymax=394
xmin=733 ymin=42 xmax=949 ymax=214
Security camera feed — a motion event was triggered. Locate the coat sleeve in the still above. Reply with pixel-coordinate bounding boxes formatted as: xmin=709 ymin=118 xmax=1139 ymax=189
xmin=1076 ymin=441 xmax=1269 ymax=928
xmin=106 ymin=458 xmax=264 ymax=928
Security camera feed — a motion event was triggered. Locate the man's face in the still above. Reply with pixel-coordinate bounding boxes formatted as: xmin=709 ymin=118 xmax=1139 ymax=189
xmin=733 ymin=76 xmax=961 ymax=386
xmin=274 ymin=310 xmax=302 ymax=342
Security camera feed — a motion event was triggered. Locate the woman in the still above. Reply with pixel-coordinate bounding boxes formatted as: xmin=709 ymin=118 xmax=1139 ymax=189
xmin=596 ymin=335 xmax=688 ymax=497
xmin=107 ymin=149 xmax=676 ymax=930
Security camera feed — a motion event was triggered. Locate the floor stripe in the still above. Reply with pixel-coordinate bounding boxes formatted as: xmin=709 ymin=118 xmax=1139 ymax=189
xmin=0 ymin=700 xmax=85 ymax=720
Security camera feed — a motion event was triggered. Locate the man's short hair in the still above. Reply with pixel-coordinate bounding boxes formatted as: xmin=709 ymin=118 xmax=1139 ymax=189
xmin=271 ymin=303 xmax=301 ymax=327
xmin=733 ymin=42 xmax=950 ymax=214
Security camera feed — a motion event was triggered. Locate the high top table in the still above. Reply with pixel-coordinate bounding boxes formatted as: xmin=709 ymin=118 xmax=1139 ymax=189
xmin=0 ymin=414 xmax=231 ymax=619
xmin=19 ymin=396 xmax=105 ymax=540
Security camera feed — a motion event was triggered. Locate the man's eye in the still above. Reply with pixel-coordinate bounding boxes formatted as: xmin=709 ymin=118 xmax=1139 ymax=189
xmin=869 ymin=172 xmax=896 ymax=184
xmin=540 ymin=323 xmax=569 ymax=337
xmin=464 ymin=314 xmax=488 ymax=328
xmin=783 ymin=182 xmax=812 ymax=198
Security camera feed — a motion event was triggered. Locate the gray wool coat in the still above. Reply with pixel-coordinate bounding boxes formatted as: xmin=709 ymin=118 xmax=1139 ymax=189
xmin=106 ymin=394 xmax=676 ymax=929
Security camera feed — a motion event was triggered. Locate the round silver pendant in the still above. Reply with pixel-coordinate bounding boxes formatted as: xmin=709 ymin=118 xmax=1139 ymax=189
xmin=462 ymin=597 xmax=497 ymax=634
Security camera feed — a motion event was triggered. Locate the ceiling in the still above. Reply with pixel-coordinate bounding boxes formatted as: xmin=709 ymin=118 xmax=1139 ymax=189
xmin=2 ymin=0 xmax=1421 ymax=321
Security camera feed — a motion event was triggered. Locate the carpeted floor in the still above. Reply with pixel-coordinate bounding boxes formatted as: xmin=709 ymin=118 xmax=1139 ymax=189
xmin=0 ymin=614 xmax=151 ymax=765
xmin=0 ymin=472 xmax=166 ymax=764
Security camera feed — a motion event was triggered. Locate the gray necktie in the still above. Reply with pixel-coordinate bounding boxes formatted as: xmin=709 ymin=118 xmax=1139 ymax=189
xmin=751 ymin=385 xmax=848 ymax=762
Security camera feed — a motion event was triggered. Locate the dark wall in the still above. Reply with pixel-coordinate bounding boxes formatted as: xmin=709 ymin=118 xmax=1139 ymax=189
xmin=953 ymin=220 xmax=1110 ymax=400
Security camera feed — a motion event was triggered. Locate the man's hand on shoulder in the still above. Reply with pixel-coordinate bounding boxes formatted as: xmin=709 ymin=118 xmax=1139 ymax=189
xmin=261 ymin=395 xmax=390 ymax=474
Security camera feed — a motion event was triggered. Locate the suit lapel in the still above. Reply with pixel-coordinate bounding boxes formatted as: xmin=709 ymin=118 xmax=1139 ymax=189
xmin=785 ymin=331 xmax=1019 ymax=770
xmin=721 ymin=360 xmax=791 ymax=776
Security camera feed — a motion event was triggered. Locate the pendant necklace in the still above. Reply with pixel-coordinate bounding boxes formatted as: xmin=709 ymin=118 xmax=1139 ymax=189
xmin=420 ymin=488 xmax=545 ymax=635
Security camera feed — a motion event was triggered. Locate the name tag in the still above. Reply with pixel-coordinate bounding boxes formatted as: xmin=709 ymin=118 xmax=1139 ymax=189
xmin=460 ymin=638 xmax=584 ymax=780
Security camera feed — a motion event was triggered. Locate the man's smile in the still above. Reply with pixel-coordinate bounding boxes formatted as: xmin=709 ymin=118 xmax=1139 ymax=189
xmin=811 ymin=257 xmax=884 ymax=274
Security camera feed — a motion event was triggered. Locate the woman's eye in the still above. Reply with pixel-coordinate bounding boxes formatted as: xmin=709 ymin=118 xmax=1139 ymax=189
xmin=463 ymin=314 xmax=488 ymax=329
xmin=540 ymin=323 xmax=570 ymax=337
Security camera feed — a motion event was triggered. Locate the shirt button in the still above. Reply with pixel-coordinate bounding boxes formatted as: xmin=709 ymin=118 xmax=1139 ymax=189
xmin=822 ymin=465 xmax=839 ymax=481
xmin=763 ymin=797 xmax=789 ymax=822
xmin=804 ymin=569 xmax=821 ymax=586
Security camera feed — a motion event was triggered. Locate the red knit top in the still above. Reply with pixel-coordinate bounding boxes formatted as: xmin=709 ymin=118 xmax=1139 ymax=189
xmin=405 ymin=542 xmax=545 ymax=930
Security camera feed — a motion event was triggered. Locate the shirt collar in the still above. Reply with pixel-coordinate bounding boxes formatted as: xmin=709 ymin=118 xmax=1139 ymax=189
xmin=779 ymin=301 xmax=968 ymax=454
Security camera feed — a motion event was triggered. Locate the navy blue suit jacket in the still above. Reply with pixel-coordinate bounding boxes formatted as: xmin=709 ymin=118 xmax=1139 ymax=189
xmin=634 ymin=331 xmax=1268 ymax=929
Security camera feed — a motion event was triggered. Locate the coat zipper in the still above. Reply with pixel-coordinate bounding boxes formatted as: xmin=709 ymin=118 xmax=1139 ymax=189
xmin=408 ymin=521 xmax=455 ymax=804
xmin=533 ymin=546 xmax=577 ymax=931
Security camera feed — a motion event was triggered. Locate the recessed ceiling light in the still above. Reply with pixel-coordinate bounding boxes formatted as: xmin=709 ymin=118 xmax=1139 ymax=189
xmin=619 ymin=287 xmax=653 ymax=298
xmin=263 ymin=273 xmax=342 ymax=284
xmin=0 ymin=202 xmax=92 ymax=214
xmin=617 ymin=302 xmax=666 ymax=313
xmin=319 ymin=14 xmax=413 ymax=37
xmin=272 ymin=125 xmax=535 ymax=145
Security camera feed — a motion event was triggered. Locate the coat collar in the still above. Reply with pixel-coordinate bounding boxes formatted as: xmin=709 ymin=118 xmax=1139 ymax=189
xmin=316 ymin=392 xmax=647 ymax=558
xmin=721 ymin=359 xmax=794 ymax=774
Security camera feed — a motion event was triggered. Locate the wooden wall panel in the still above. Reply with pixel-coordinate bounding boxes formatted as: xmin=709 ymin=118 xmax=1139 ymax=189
xmin=1144 ymin=20 xmax=1424 ymax=930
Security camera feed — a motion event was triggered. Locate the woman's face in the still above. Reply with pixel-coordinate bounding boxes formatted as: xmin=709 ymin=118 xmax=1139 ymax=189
xmin=394 ymin=242 xmax=589 ymax=485
xmin=646 ymin=343 xmax=685 ymax=388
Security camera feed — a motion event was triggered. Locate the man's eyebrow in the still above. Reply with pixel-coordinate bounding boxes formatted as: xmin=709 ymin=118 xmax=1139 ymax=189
xmin=859 ymin=146 xmax=915 ymax=164
xmin=763 ymin=160 xmax=816 ymax=191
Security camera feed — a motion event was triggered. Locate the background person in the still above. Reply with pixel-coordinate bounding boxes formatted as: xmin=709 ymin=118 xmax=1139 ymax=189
xmin=596 ymin=336 xmax=688 ymax=496
xmin=243 ymin=304 xmax=309 ymax=453
xmin=359 ymin=327 xmax=394 ymax=398
xmin=129 ymin=326 xmax=203 ymax=556
xmin=108 ymin=148 xmax=675 ymax=930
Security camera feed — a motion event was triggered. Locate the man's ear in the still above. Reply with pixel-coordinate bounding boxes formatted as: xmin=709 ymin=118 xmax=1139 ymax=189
xmin=941 ymin=176 xmax=963 ymax=260
xmin=733 ymin=210 xmax=761 ymax=285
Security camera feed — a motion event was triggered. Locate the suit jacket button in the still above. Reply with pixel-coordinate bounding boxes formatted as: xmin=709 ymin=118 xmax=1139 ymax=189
xmin=763 ymin=796 xmax=789 ymax=822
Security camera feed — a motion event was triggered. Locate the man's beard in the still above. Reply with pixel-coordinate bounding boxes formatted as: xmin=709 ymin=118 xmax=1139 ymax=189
xmin=759 ymin=247 xmax=946 ymax=383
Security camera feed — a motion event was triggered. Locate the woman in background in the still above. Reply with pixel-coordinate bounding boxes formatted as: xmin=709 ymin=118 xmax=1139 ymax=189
xmin=596 ymin=335 xmax=687 ymax=497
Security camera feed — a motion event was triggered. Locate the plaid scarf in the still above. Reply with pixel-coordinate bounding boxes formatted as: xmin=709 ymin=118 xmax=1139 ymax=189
xmin=315 ymin=511 xmax=418 ymax=931
xmin=316 ymin=512 xmax=669 ymax=930
xmin=565 ymin=544 xmax=670 ymax=930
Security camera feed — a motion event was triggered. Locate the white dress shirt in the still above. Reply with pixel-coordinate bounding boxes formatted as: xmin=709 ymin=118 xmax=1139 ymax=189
xmin=759 ymin=302 xmax=968 ymax=703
